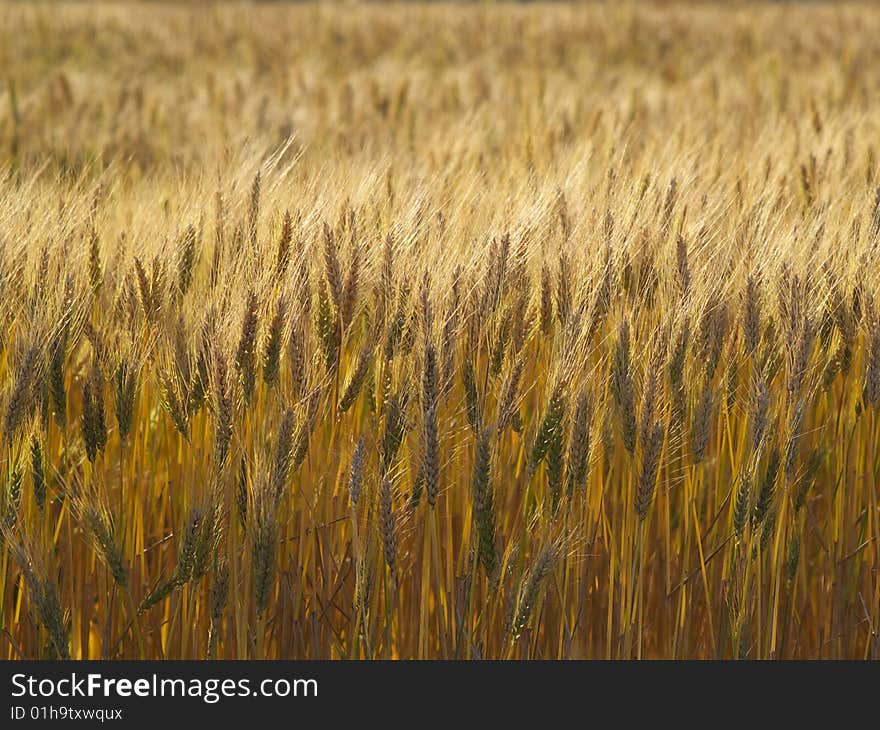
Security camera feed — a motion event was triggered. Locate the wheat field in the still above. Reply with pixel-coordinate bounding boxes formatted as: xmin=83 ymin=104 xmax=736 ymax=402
xmin=0 ymin=1 xmax=879 ymax=660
